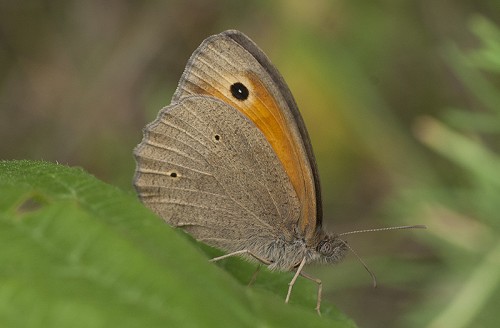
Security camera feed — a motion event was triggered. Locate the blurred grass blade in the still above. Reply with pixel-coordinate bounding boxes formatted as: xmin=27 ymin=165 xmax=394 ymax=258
xmin=427 ymin=241 xmax=500 ymax=328
xmin=414 ymin=116 xmax=500 ymax=186
xmin=443 ymin=107 xmax=500 ymax=133
xmin=469 ymin=15 xmax=500 ymax=73
xmin=445 ymin=42 xmax=500 ymax=115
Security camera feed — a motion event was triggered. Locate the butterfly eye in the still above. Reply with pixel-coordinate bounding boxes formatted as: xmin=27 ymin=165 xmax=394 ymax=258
xmin=318 ymin=241 xmax=333 ymax=256
xmin=230 ymin=82 xmax=249 ymax=100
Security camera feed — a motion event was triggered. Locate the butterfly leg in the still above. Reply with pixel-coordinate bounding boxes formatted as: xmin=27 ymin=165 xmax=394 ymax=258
xmin=285 ymin=257 xmax=323 ymax=315
xmin=299 ymin=271 xmax=323 ymax=315
xmin=209 ymin=249 xmax=272 ymax=265
xmin=248 ymin=264 xmax=261 ymax=286
xmin=210 ymin=251 xmax=270 ymax=286
xmin=285 ymin=257 xmax=307 ymax=303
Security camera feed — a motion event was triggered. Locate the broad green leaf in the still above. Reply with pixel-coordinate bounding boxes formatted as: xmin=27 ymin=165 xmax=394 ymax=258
xmin=0 ymin=160 xmax=356 ymax=328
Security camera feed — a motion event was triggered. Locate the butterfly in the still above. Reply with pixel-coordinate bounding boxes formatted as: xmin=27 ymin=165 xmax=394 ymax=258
xmin=133 ymin=30 xmax=424 ymax=314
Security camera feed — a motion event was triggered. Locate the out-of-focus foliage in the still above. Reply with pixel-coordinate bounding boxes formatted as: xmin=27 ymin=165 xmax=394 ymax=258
xmin=1 ymin=1 xmax=499 ymax=327
xmin=401 ymin=16 xmax=500 ymax=328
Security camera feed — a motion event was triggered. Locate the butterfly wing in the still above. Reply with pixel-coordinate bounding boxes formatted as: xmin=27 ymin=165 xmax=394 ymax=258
xmin=172 ymin=30 xmax=322 ymax=242
xmin=134 ymin=96 xmax=301 ymax=257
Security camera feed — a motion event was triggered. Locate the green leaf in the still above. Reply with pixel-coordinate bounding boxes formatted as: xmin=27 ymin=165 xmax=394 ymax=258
xmin=0 ymin=160 xmax=356 ymax=328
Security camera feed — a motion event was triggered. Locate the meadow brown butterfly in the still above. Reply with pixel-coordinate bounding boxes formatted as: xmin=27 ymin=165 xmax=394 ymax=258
xmin=133 ymin=30 xmax=424 ymax=314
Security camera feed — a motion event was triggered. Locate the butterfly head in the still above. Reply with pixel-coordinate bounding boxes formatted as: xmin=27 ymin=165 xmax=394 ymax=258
xmin=315 ymin=233 xmax=348 ymax=264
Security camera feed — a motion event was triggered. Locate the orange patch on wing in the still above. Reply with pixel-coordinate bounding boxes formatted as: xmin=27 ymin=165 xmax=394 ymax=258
xmin=185 ymin=72 xmax=316 ymax=234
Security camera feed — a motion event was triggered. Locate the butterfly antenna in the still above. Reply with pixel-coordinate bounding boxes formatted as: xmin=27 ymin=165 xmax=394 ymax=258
xmin=338 ymin=225 xmax=427 ymax=237
xmin=337 ymin=225 xmax=426 ymax=287
xmin=340 ymin=239 xmax=377 ymax=287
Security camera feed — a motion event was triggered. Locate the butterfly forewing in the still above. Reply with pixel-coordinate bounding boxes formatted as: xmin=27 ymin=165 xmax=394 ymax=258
xmin=171 ymin=30 xmax=321 ymax=240
xmin=134 ymin=96 xmax=302 ymax=255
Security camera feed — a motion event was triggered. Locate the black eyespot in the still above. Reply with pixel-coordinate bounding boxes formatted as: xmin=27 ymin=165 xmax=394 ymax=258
xmin=214 ymin=134 xmax=220 ymax=141
xmin=170 ymin=172 xmax=177 ymax=178
xmin=230 ymin=82 xmax=249 ymax=100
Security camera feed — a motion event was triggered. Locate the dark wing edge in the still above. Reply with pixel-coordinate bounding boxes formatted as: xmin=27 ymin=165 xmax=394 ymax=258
xmin=224 ymin=30 xmax=323 ymax=229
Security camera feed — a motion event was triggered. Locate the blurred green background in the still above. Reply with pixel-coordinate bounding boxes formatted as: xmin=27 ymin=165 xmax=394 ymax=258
xmin=1 ymin=1 xmax=499 ymax=327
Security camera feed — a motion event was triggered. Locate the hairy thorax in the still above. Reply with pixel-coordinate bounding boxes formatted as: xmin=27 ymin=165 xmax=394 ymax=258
xmin=247 ymin=231 xmax=349 ymax=271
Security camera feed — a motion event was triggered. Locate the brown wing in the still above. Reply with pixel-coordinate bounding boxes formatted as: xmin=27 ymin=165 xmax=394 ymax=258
xmin=134 ymin=96 xmax=300 ymax=255
xmin=172 ymin=30 xmax=321 ymax=242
